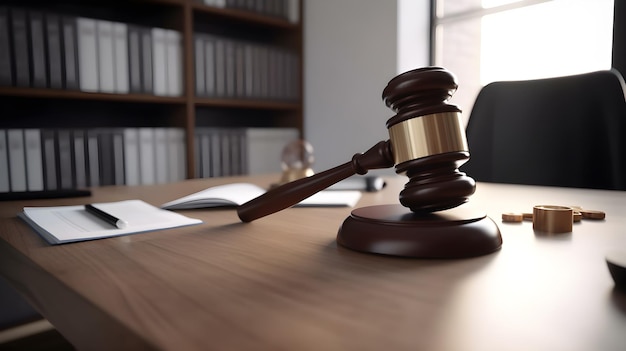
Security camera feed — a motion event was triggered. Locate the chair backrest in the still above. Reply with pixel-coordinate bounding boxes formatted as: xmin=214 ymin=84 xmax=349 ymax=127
xmin=462 ymin=69 xmax=626 ymax=190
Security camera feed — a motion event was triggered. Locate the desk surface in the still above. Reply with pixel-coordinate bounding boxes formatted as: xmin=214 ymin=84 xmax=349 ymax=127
xmin=1 ymin=175 xmax=625 ymax=351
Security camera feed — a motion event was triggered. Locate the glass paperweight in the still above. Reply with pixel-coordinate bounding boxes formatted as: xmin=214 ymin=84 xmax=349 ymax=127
xmin=275 ymin=139 xmax=315 ymax=186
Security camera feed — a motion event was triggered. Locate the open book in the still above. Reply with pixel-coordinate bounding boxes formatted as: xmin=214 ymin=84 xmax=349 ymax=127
xmin=20 ymin=200 xmax=202 ymax=245
xmin=161 ymin=183 xmax=362 ymax=210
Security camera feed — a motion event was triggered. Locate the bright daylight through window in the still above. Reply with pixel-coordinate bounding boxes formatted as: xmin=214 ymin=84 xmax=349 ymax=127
xmin=433 ymin=0 xmax=615 ymax=124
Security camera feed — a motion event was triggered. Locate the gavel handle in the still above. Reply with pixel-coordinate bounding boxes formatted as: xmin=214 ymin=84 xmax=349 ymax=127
xmin=237 ymin=140 xmax=394 ymax=222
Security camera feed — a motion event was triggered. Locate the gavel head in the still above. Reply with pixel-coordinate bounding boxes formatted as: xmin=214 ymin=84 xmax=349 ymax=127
xmin=382 ymin=67 xmax=476 ymax=213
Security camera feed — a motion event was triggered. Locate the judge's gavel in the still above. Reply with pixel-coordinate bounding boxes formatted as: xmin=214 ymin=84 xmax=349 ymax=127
xmin=237 ymin=67 xmax=475 ymax=223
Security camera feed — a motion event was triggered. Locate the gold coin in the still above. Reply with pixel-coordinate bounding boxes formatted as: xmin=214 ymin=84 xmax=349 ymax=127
xmin=580 ymin=209 xmax=606 ymax=220
xmin=502 ymin=213 xmax=523 ymax=223
xmin=573 ymin=211 xmax=582 ymax=222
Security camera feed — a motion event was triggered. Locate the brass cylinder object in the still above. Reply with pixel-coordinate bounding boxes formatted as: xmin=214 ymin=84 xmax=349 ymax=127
xmin=533 ymin=205 xmax=573 ymax=233
xmin=387 ymin=111 xmax=468 ymax=165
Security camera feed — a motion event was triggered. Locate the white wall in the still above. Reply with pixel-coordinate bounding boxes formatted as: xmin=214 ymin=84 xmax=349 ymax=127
xmin=398 ymin=0 xmax=431 ymax=74
xmin=304 ymin=0 xmax=430 ymax=173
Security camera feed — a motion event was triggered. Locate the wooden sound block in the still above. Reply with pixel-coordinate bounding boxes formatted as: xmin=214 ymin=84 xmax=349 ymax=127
xmin=337 ymin=204 xmax=502 ymax=258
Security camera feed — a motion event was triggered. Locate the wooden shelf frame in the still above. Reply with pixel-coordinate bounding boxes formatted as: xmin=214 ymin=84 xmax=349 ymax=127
xmin=0 ymin=0 xmax=303 ymax=180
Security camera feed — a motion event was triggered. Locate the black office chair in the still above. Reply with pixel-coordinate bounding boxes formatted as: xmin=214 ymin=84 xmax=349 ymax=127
xmin=462 ymin=69 xmax=626 ymax=190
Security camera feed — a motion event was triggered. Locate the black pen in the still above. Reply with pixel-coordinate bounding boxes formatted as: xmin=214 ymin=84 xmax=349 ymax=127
xmin=85 ymin=204 xmax=128 ymax=229
xmin=328 ymin=176 xmax=386 ymax=192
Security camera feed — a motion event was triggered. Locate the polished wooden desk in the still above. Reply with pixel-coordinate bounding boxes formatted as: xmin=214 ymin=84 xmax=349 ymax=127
xmin=1 ymin=174 xmax=625 ymax=351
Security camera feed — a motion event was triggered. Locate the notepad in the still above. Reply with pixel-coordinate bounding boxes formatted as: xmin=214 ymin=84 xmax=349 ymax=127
xmin=161 ymin=183 xmax=362 ymax=210
xmin=20 ymin=200 xmax=202 ymax=245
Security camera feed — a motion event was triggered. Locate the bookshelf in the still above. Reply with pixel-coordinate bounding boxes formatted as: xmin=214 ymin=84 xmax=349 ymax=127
xmin=0 ymin=0 xmax=303 ymax=193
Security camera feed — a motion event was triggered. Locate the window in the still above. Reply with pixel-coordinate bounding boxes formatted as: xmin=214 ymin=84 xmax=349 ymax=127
xmin=433 ymin=0 xmax=615 ymax=125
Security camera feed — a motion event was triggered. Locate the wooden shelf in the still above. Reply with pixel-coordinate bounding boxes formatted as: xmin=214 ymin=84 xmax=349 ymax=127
xmin=0 ymin=0 xmax=303 ymax=185
xmin=194 ymin=97 xmax=300 ymax=110
xmin=0 ymin=87 xmax=187 ymax=104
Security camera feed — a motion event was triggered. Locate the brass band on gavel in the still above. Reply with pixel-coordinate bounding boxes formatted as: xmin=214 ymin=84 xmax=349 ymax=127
xmin=387 ymin=111 xmax=469 ymax=167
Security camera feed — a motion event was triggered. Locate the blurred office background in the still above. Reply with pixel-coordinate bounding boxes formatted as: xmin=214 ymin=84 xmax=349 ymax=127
xmin=305 ymin=0 xmax=617 ymax=171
